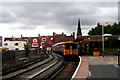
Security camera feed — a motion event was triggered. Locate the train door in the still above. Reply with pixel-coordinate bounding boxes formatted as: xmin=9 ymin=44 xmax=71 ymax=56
xmin=70 ymin=45 xmax=72 ymax=54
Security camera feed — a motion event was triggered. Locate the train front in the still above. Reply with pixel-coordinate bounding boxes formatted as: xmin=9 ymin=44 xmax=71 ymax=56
xmin=64 ymin=42 xmax=78 ymax=57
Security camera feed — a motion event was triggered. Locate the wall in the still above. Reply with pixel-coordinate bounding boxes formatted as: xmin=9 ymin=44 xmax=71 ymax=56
xmin=2 ymin=50 xmax=37 ymax=64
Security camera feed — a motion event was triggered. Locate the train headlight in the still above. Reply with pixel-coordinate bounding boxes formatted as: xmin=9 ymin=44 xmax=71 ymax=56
xmin=75 ymin=51 xmax=77 ymax=54
xmin=65 ymin=51 xmax=68 ymax=53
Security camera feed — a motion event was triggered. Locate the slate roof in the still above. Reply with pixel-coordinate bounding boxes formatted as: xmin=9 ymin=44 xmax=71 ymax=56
xmin=54 ymin=36 xmax=75 ymax=41
xmin=4 ymin=37 xmax=40 ymax=41
xmin=43 ymin=36 xmax=53 ymax=45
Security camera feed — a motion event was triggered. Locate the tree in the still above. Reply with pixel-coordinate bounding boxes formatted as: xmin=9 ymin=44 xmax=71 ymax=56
xmin=24 ymin=44 xmax=30 ymax=57
xmin=88 ymin=22 xmax=120 ymax=35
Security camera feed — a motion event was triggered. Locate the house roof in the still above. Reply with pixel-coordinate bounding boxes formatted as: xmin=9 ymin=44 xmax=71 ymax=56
xmin=43 ymin=36 xmax=53 ymax=45
xmin=5 ymin=37 xmax=40 ymax=41
xmin=54 ymin=36 xmax=75 ymax=41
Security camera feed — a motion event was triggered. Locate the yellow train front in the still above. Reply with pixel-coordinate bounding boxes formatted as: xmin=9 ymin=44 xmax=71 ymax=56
xmin=53 ymin=42 xmax=78 ymax=59
xmin=64 ymin=42 xmax=78 ymax=56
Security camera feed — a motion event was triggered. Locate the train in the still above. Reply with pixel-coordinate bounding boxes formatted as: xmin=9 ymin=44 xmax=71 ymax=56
xmin=0 ymin=47 xmax=8 ymax=52
xmin=53 ymin=41 xmax=79 ymax=58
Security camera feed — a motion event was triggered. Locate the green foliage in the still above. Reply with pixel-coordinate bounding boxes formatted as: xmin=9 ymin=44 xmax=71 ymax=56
xmin=88 ymin=22 xmax=120 ymax=35
xmin=24 ymin=44 xmax=30 ymax=57
xmin=108 ymin=38 xmax=120 ymax=48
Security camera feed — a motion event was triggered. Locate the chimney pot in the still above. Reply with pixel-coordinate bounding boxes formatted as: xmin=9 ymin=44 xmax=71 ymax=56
xmin=21 ymin=34 xmax=22 ymax=38
xmin=38 ymin=34 xmax=40 ymax=37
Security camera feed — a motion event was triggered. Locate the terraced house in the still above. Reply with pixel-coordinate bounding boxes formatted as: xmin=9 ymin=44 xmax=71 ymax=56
xmin=4 ymin=32 xmax=75 ymax=53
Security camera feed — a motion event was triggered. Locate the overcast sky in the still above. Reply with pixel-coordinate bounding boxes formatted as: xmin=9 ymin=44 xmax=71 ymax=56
xmin=0 ymin=2 xmax=118 ymax=39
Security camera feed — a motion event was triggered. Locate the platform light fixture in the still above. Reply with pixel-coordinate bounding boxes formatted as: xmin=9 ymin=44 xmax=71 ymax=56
xmin=88 ymin=37 xmax=90 ymax=40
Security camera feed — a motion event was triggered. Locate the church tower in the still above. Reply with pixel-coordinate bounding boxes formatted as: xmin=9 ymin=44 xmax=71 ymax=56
xmin=77 ymin=19 xmax=84 ymax=41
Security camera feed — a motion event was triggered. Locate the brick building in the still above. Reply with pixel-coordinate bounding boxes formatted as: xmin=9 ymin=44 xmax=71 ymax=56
xmin=4 ymin=32 xmax=75 ymax=53
xmin=53 ymin=32 xmax=75 ymax=43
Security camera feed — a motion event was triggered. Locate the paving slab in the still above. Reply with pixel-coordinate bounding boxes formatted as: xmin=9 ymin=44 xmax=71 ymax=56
xmin=86 ymin=56 xmax=118 ymax=66
xmin=74 ymin=56 xmax=89 ymax=79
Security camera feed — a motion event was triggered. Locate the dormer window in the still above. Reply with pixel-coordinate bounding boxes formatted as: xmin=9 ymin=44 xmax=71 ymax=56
xmin=25 ymin=39 xmax=28 ymax=42
xmin=33 ymin=39 xmax=37 ymax=42
xmin=42 ymin=38 xmax=46 ymax=41
xmin=51 ymin=38 xmax=53 ymax=40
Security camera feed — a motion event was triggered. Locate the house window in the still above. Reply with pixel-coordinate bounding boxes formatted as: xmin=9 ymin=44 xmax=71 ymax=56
xmin=32 ymin=43 xmax=38 ymax=47
xmin=42 ymin=38 xmax=46 ymax=41
xmin=4 ymin=43 xmax=8 ymax=46
xmin=15 ymin=48 xmax=19 ymax=50
xmin=51 ymin=38 xmax=53 ymax=40
xmin=41 ymin=42 xmax=45 ymax=45
xmin=25 ymin=39 xmax=28 ymax=42
xmin=33 ymin=39 xmax=37 ymax=42
xmin=14 ymin=43 xmax=18 ymax=46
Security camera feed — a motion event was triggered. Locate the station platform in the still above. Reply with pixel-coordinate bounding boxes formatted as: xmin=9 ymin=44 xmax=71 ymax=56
xmin=74 ymin=56 xmax=89 ymax=78
xmin=73 ymin=56 xmax=119 ymax=80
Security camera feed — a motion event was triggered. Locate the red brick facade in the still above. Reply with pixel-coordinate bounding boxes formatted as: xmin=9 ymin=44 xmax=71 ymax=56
xmin=4 ymin=32 xmax=75 ymax=53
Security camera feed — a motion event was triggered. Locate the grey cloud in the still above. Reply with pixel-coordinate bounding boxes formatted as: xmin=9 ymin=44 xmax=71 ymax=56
xmin=1 ymin=2 xmax=118 ymax=32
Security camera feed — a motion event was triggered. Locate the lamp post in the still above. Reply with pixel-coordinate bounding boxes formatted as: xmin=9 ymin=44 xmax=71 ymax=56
xmin=96 ymin=22 xmax=110 ymax=58
xmin=102 ymin=25 xmax=104 ymax=58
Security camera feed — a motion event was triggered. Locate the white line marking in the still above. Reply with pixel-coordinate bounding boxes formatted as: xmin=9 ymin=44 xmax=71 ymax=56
xmin=71 ymin=56 xmax=82 ymax=80
xmin=88 ymin=71 xmax=91 ymax=76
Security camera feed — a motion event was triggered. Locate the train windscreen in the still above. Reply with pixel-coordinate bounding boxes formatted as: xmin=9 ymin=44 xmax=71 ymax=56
xmin=65 ymin=43 xmax=77 ymax=49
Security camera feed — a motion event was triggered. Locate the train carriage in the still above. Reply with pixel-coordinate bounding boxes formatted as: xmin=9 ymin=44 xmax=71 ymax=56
xmin=53 ymin=42 xmax=78 ymax=58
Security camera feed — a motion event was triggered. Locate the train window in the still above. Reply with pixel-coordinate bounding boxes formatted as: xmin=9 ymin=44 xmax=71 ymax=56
xmin=72 ymin=44 xmax=77 ymax=49
xmin=65 ymin=43 xmax=77 ymax=49
xmin=65 ymin=43 xmax=70 ymax=49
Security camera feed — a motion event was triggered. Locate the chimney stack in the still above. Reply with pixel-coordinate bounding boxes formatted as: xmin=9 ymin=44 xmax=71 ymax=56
xmin=12 ymin=36 xmax=13 ymax=38
xmin=53 ymin=32 xmax=56 ymax=37
xmin=38 ymin=34 xmax=40 ymax=37
xmin=73 ymin=32 xmax=75 ymax=38
xmin=21 ymin=34 xmax=22 ymax=38
xmin=62 ymin=32 xmax=64 ymax=36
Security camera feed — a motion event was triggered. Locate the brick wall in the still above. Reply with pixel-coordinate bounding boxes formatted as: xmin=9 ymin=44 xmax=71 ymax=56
xmin=2 ymin=50 xmax=37 ymax=64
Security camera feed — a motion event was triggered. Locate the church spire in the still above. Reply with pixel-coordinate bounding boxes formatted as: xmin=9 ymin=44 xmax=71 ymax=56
xmin=77 ymin=18 xmax=82 ymax=36
xmin=77 ymin=18 xmax=83 ymax=41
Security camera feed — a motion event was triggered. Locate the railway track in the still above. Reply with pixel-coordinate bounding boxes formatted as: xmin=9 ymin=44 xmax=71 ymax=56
xmin=49 ymin=56 xmax=80 ymax=80
xmin=2 ymin=54 xmax=80 ymax=80
xmin=2 ymin=55 xmax=48 ymax=76
xmin=2 ymin=54 xmax=64 ymax=80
